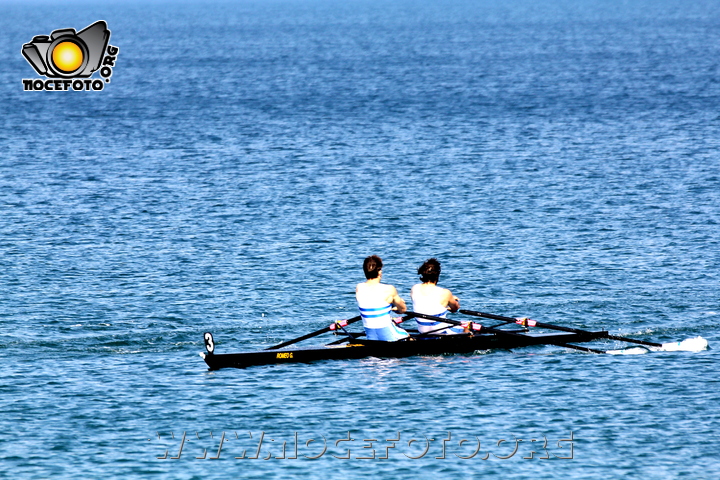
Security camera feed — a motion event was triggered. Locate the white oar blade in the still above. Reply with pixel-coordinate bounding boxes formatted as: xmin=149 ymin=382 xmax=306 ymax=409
xmin=656 ymin=336 xmax=709 ymax=352
xmin=606 ymin=336 xmax=709 ymax=355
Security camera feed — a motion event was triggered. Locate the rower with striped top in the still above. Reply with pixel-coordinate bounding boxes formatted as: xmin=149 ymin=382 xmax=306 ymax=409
xmin=356 ymin=255 xmax=409 ymax=341
xmin=410 ymin=258 xmax=464 ymax=335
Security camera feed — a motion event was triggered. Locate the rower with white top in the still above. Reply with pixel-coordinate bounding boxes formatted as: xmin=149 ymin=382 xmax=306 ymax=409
xmin=356 ymin=255 xmax=409 ymax=341
xmin=411 ymin=258 xmax=463 ymax=335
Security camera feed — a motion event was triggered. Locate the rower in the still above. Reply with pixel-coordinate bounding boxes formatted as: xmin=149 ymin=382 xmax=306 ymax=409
xmin=410 ymin=258 xmax=463 ymax=335
xmin=356 ymin=255 xmax=410 ymax=341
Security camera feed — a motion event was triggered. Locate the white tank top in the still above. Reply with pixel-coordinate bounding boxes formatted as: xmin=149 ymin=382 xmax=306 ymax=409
xmin=411 ymin=284 xmax=451 ymax=334
xmin=411 ymin=284 xmax=448 ymax=317
xmin=356 ymin=283 xmax=394 ymax=329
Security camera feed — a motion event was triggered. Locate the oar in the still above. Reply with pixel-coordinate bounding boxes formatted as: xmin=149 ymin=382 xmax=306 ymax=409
xmin=405 ymin=311 xmax=508 ymax=334
xmin=406 ymin=311 xmax=606 ymax=353
xmin=459 ymin=309 xmax=662 ymax=348
xmin=265 ymin=315 xmax=362 ymax=350
xmin=322 ymin=313 xmax=469 ymax=346
xmin=409 ymin=312 xmax=477 ymax=337
xmin=325 ymin=315 xmax=414 ymax=346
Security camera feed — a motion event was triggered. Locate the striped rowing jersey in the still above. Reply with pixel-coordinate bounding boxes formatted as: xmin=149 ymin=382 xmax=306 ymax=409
xmin=356 ymin=283 xmax=409 ymax=342
xmin=410 ymin=284 xmax=463 ymax=335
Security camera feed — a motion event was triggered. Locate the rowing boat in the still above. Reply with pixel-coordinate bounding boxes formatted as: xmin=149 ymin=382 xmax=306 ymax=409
xmin=200 ymin=324 xmax=608 ymax=370
xmin=199 ymin=309 xmax=707 ymax=370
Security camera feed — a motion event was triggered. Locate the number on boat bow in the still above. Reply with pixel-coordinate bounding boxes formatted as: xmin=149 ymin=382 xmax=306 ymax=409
xmin=204 ymin=332 xmax=215 ymax=355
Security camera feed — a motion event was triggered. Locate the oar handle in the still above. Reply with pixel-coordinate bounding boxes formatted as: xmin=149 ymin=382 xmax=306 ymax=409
xmin=405 ymin=311 xmax=476 ymax=329
xmin=459 ymin=309 xmax=662 ymax=348
xmin=325 ymin=315 xmax=412 ymax=346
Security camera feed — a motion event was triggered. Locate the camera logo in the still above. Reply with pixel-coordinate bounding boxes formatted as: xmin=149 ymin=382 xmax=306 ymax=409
xmin=22 ymin=20 xmax=119 ymax=91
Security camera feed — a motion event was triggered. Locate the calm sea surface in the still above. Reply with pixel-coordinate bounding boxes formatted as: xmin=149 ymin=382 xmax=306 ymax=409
xmin=1 ymin=0 xmax=719 ymax=478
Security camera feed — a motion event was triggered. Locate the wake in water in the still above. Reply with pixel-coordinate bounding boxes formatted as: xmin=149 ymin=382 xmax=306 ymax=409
xmin=606 ymin=336 xmax=709 ymax=355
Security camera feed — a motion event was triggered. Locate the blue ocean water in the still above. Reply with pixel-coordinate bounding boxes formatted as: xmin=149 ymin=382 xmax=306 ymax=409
xmin=1 ymin=0 xmax=719 ymax=478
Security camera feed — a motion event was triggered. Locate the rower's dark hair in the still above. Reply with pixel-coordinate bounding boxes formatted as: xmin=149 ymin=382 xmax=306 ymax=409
xmin=363 ymin=255 xmax=383 ymax=279
xmin=418 ymin=258 xmax=441 ymax=283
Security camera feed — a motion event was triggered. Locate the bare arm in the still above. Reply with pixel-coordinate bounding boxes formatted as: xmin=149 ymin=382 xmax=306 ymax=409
xmin=388 ymin=286 xmax=407 ymax=314
xmin=443 ymin=289 xmax=460 ymax=312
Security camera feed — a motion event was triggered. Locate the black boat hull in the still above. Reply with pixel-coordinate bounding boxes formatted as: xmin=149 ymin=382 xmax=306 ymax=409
xmin=201 ymin=330 xmax=608 ymax=370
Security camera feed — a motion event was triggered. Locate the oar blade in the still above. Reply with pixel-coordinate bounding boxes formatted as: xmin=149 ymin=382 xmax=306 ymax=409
xmin=656 ymin=336 xmax=709 ymax=352
xmin=605 ymin=336 xmax=709 ymax=354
